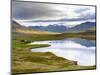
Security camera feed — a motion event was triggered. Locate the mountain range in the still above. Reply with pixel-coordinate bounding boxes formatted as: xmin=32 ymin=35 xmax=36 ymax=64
xmin=29 ymin=22 xmax=96 ymax=32
xmin=12 ymin=20 xmax=60 ymax=35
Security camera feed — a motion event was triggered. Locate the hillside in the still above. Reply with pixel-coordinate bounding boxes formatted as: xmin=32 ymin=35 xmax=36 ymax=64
xmin=67 ymin=22 xmax=95 ymax=32
xmin=12 ymin=21 xmax=22 ymax=29
xmin=12 ymin=21 xmax=60 ymax=35
xmin=77 ymin=27 xmax=96 ymax=35
xmin=61 ymin=27 xmax=96 ymax=40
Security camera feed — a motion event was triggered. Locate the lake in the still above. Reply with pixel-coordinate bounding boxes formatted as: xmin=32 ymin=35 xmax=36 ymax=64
xmin=31 ymin=38 xmax=96 ymax=66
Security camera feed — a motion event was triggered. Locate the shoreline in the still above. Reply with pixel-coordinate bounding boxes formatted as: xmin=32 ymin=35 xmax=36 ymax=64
xmin=12 ymin=42 xmax=96 ymax=74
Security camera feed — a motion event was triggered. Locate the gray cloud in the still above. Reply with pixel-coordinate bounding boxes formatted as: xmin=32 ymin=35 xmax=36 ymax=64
xmin=28 ymin=12 xmax=95 ymax=22
xmin=12 ymin=1 xmax=60 ymax=20
xmin=74 ymin=8 xmax=89 ymax=13
xmin=79 ymin=12 xmax=95 ymax=20
xmin=12 ymin=1 xmax=95 ymax=22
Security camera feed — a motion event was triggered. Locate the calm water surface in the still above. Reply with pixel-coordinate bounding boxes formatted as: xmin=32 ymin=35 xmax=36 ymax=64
xmin=31 ymin=38 xmax=95 ymax=66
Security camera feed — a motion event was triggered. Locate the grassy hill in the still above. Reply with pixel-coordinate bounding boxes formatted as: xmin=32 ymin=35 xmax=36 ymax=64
xmin=15 ymin=28 xmax=60 ymax=35
xmin=61 ymin=27 xmax=96 ymax=40
xmin=12 ymin=21 xmax=60 ymax=35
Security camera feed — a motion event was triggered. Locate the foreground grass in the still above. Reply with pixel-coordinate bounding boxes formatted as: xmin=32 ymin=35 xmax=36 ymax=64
xmin=12 ymin=50 xmax=95 ymax=74
xmin=12 ymin=40 xmax=76 ymax=74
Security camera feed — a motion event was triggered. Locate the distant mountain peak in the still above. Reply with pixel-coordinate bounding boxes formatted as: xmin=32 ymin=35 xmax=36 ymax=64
xmin=29 ymin=22 xmax=96 ymax=32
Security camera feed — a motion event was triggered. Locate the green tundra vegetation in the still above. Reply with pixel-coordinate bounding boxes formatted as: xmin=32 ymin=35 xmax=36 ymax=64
xmin=12 ymin=33 xmax=96 ymax=74
xmin=12 ymin=21 xmax=96 ymax=74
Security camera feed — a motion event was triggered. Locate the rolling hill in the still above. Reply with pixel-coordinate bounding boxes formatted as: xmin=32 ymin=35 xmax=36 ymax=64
xmin=12 ymin=20 xmax=60 ymax=35
xmin=61 ymin=27 xmax=96 ymax=40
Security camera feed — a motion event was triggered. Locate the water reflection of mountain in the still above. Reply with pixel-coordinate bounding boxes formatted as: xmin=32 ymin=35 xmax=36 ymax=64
xmin=47 ymin=38 xmax=95 ymax=47
xmin=68 ymin=38 xmax=95 ymax=47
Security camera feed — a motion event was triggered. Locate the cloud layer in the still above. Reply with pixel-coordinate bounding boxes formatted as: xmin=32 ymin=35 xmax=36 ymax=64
xmin=12 ymin=1 xmax=96 ymax=26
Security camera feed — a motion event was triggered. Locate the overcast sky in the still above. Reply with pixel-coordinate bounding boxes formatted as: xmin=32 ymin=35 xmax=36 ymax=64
xmin=12 ymin=1 xmax=96 ymax=27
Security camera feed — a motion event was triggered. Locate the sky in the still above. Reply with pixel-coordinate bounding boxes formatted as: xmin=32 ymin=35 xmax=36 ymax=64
xmin=12 ymin=1 xmax=96 ymax=27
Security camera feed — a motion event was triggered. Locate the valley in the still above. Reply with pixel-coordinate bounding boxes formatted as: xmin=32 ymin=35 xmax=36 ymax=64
xmin=12 ymin=21 xmax=96 ymax=74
